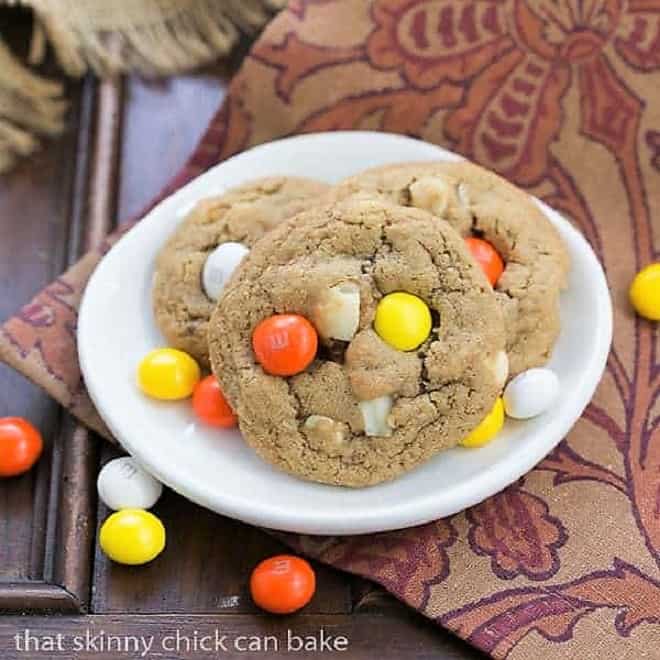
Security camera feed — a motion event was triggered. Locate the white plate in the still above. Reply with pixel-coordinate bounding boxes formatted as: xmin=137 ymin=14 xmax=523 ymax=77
xmin=78 ymin=132 xmax=612 ymax=535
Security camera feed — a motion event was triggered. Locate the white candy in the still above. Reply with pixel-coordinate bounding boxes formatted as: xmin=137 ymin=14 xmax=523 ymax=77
xmin=202 ymin=242 xmax=249 ymax=301
xmin=359 ymin=396 xmax=393 ymax=437
xmin=503 ymin=368 xmax=559 ymax=419
xmin=312 ymin=281 xmax=361 ymax=341
xmin=97 ymin=457 xmax=163 ymax=510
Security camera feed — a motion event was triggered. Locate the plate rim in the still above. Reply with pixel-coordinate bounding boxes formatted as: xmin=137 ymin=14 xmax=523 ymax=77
xmin=78 ymin=131 xmax=613 ymax=535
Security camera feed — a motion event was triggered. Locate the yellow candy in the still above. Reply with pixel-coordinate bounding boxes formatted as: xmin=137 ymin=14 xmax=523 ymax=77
xmin=629 ymin=264 xmax=660 ymax=321
xmin=137 ymin=348 xmax=200 ymax=400
xmin=374 ymin=292 xmax=432 ymax=351
xmin=99 ymin=509 xmax=166 ymax=565
xmin=461 ymin=398 xmax=504 ymax=448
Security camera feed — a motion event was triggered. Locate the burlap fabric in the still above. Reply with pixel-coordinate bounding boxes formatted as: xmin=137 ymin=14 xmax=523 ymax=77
xmin=0 ymin=0 xmax=284 ymax=172
xmin=2 ymin=1 xmax=660 ymax=657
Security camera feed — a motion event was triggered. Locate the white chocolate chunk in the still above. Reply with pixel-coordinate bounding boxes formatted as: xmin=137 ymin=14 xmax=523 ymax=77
xmin=409 ymin=176 xmax=450 ymax=217
xmin=457 ymin=182 xmax=471 ymax=210
xmin=489 ymin=350 xmax=509 ymax=389
xmin=97 ymin=456 xmax=163 ymax=511
xmin=303 ymin=415 xmax=349 ymax=456
xmin=359 ymin=396 xmax=393 ymax=437
xmin=503 ymin=368 xmax=559 ymax=419
xmin=312 ymin=281 xmax=360 ymax=341
xmin=202 ymin=241 xmax=250 ymax=301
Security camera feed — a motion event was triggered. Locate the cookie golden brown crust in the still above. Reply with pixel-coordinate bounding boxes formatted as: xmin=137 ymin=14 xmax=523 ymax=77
xmin=152 ymin=176 xmax=330 ymax=366
xmin=209 ymin=197 xmax=506 ymax=487
xmin=331 ymin=161 xmax=570 ymax=375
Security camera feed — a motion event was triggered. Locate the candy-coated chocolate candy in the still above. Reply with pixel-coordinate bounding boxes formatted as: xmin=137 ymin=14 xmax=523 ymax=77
xmin=629 ymin=263 xmax=660 ymax=320
xmin=374 ymin=292 xmax=432 ymax=351
xmin=250 ymin=555 xmax=316 ymax=614
xmin=461 ymin=398 xmax=504 ymax=448
xmin=465 ymin=237 xmax=504 ymax=286
xmin=97 ymin=457 xmax=163 ymax=511
xmin=202 ymin=242 xmax=250 ymax=301
xmin=0 ymin=417 xmax=43 ymax=477
xmin=99 ymin=509 xmax=166 ymax=565
xmin=137 ymin=348 xmax=200 ymax=400
xmin=252 ymin=314 xmax=318 ymax=376
xmin=503 ymin=368 xmax=559 ymax=419
xmin=192 ymin=375 xmax=238 ymax=428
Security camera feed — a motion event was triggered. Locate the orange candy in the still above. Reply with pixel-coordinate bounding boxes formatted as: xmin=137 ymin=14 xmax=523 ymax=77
xmin=192 ymin=375 xmax=237 ymax=428
xmin=250 ymin=555 xmax=316 ymax=614
xmin=252 ymin=314 xmax=318 ymax=376
xmin=0 ymin=417 xmax=43 ymax=477
xmin=465 ymin=237 xmax=504 ymax=286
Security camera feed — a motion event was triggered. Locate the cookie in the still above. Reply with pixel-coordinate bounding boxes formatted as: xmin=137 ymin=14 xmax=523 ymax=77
xmin=332 ymin=161 xmax=570 ymax=375
xmin=152 ymin=176 xmax=330 ymax=366
xmin=208 ymin=196 xmax=507 ymax=487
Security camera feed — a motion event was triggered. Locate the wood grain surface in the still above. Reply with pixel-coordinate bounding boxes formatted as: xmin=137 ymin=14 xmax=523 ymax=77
xmin=0 ymin=13 xmax=482 ymax=659
xmin=0 ymin=612 xmax=481 ymax=659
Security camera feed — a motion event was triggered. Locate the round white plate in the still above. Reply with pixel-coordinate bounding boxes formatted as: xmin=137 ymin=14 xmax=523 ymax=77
xmin=78 ymin=132 xmax=612 ymax=535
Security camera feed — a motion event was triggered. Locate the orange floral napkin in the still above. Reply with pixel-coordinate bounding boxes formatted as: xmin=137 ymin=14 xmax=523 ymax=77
xmin=2 ymin=1 xmax=660 ymax=657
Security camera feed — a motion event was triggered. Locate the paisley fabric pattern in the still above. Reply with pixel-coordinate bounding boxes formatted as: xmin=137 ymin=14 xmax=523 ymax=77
xmin=1 ymin=1 xmax=660 ymax=656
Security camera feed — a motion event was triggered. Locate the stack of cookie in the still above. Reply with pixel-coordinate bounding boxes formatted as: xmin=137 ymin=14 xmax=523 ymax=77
xmin=152 ymin=162 xmax=569 ymax=487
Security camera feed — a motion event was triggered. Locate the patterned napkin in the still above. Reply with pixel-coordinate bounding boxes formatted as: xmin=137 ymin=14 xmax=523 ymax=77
xmin=2 ymin=1 xmax=660 ymax=657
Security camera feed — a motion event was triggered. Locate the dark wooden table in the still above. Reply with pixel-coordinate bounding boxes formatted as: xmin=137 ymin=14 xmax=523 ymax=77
xmin=0 ymin=13 xmax=482 ymax=659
